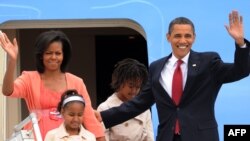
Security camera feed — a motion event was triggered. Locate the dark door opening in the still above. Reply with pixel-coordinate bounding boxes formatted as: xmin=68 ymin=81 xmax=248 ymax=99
xmin=95 ymin=35 xmax=148 ymax=106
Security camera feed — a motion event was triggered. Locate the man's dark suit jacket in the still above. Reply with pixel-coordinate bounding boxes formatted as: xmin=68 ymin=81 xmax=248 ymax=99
xmin=101 ymin=40 xmax=250 ymax=141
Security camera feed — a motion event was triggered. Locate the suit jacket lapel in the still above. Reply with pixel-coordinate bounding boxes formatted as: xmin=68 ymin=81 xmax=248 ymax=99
xmin=154 ymin=54 xmax=176 ymax=105
xmin=181 ymin=50 xmax=200 ymax=104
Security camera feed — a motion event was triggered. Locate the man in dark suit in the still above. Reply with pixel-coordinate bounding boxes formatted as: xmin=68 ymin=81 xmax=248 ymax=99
xmin=98 ymin=10 xmax=250 ymax=141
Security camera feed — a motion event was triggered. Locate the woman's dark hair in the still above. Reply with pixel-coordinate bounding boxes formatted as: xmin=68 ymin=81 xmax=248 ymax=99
xmin=35 ymin=30 xmax=72 ymax=73
xmin=111 ymin=58 xmax=148 ymax=91
xmin=57 ymin=89 xmax=85 ymax=112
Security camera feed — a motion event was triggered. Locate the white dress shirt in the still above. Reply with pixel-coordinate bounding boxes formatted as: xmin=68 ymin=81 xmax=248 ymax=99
xmin=160 ymin=53 xmax=190 ymax=98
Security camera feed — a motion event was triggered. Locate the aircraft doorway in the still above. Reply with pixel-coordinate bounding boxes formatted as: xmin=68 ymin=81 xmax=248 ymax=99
xmin=18 ymin=27 xmax=148 ymax=117
xmin=0 ymin=19 xmax=148 ymax=137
